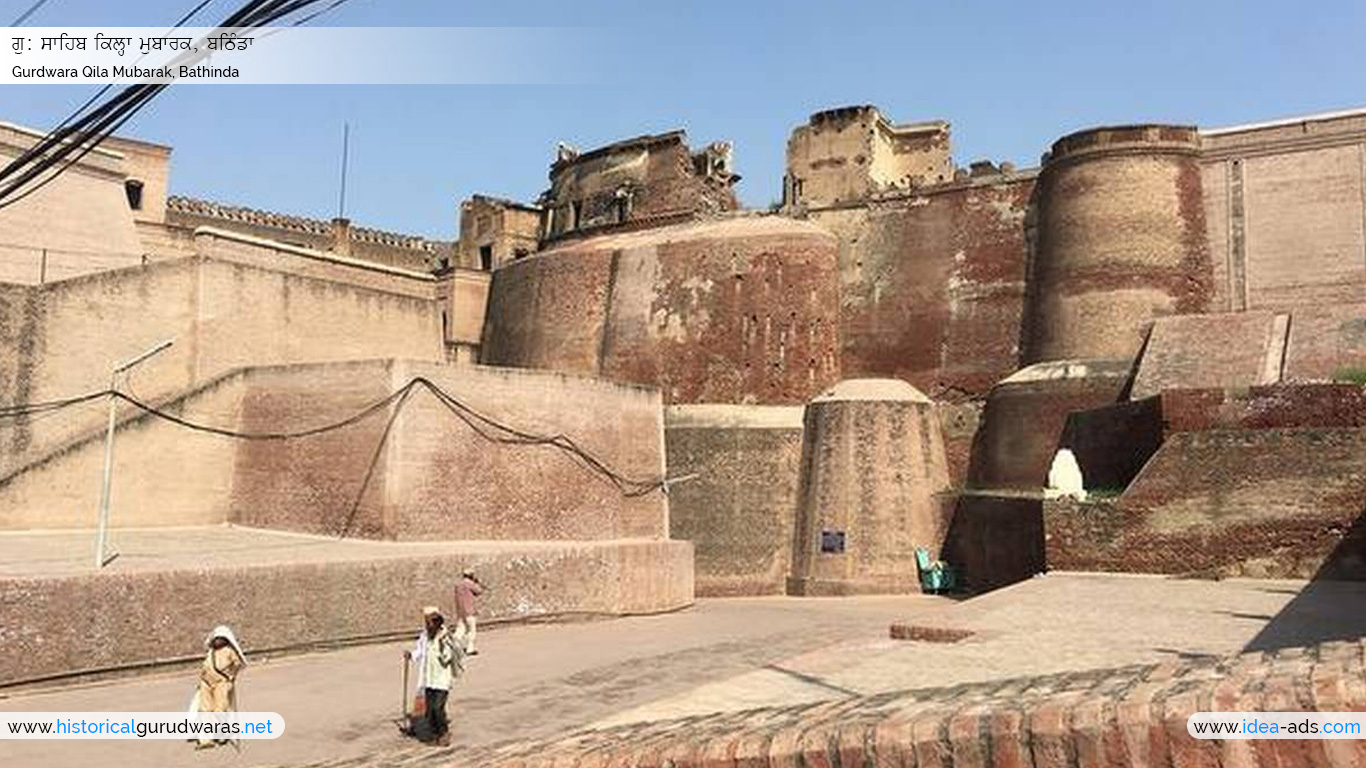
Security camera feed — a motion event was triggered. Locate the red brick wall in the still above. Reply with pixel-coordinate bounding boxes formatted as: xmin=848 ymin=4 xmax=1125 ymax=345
xmin=822 ymin=176 xmax=1033 ymax=400
xmin=481 ymin=217 xmax=841 ymax=405
xmin=435 ymin=639 xmax=1366 ymax=768
xmin=1160 ymin=384 xmax=1366 ymax=433
xmin=1046 ymin=428 xmax=1366 ymax=578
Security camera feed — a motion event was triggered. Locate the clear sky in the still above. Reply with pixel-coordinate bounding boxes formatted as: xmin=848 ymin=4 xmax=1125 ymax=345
xmin=6 ymin=0 xmax=1365 ymax=239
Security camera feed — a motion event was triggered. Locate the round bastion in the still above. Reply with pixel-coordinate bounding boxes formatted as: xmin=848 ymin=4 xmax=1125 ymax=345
xmin=787 ymin=378 xmax=952 ymax=596
xmin=1025 ymin=124 xmax=1213 ymax=364
xmin=479 ymin=215 xmax=842 ymax=405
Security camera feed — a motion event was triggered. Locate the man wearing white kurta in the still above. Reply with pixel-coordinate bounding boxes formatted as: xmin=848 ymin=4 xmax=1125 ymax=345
xmin=407 ymin=606 xmax=464 ymax=746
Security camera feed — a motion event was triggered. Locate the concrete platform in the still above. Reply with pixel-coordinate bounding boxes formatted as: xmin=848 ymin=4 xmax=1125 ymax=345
xmin=0 ymin=525 xmax=693 ymax=685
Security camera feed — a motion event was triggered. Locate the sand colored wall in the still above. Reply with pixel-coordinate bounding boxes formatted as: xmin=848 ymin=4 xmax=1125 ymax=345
xmin=456 ymin=195 xmax=541 ymax=270
xmin=812 ymin=174 xmax=1034 ymax=399
xmin=0 ymin=372 xmax=245 ymax=530
xmin=2 ymin=537 xmax=693 ymax=685
xmin=101 ymin=135 xmax=173 ymax=225
xmin=230 ymin=360 xmax=668 ymax=541
xmin=481 ymin=216 xmax=841 ymax=405
xmin=0 ymin=358 xmax=671 ymax=540
xmin=1026 ymin=125 xmax=1213 ymax=363
xmin=434 ymin=268 xmax=492 ymax=352
xmin=0 ymin=125 xmax=145 ymax=283
xmin=168 ymin=198 xmax=443 ymax=273
xmin=1201 ymin=111 xmax=1366 ymax=311
xmin=0 ymin=247 xmax=441 ymax=484
xmin=788 ymin=379 xmax=952 ymax=596
xmin=785 ymin=106 xmax=953 ymax=208
xmin=664 ymin=404 xmax=805 ymax=596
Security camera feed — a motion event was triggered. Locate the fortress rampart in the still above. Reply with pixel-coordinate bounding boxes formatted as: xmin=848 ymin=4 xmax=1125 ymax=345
xmin=1025 ymin=124 xmax=1213 ymax=363
xmin=480 ymin=215 xmax=841 ymax=405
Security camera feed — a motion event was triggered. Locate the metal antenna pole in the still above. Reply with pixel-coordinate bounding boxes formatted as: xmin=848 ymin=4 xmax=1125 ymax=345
xmin=337 ymin=122 xmax=350 ymax=219
xmin=94 ymin=338 xmax=174 ymax=569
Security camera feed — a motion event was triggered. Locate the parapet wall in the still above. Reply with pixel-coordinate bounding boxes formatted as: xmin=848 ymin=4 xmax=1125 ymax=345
xmin=481 ymin=216 xmax=841 ymax=405
xmin=1026 ymin=124 xmax=1213 ymax=363
xmin=2 ymin=536 xmax=693 ymax=686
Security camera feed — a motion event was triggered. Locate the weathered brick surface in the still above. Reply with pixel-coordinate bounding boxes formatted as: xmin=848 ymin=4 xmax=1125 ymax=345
xmin=1045 ymin=428 xmax=1366 ymax=578
xmin=1130 ymin=311 xmax=1286 ymax=400
xmin=663 ymin=405 xmax=805 ymax=597
xmin=966 ymin=360 xmax=1132 ymax=491
xmin=0 ymin=537 xmax=693 ymax=686
xmin=279 ymin=641 xmax=1366 ymax=768
xmin=481 ymin=216 xmax=841 ymax=406
xmin=815 ymin=175 xmax=1033 ymax=402
xmin=788 ymin=381 xmax=952 ymax=596
xmin=1027 ymin=125 xmax=1213 ymax=364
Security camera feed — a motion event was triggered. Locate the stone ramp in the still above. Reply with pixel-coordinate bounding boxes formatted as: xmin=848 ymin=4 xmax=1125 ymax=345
xmin=275 ymin=639 xmax=1366 ymax=768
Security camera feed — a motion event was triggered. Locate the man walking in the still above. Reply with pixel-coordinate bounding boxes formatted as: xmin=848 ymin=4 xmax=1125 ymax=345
xmin=454 ymin=568 xmax=485 ymax=655
xmin=405 ymin=606 xmax=463 ymax=746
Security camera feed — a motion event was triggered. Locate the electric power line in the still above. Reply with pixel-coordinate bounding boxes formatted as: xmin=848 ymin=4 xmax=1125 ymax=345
xmin=9 ymin=0 xmax=55 ymax=26
xmin=0 ymin=0 xmax=358 ymax=209
xmin=0 ymin=376 xmax=667 ymax=498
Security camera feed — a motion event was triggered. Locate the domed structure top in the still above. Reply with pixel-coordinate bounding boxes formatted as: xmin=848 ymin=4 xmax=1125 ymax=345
xmin=811 ymin=378 xmax=930 ymax=404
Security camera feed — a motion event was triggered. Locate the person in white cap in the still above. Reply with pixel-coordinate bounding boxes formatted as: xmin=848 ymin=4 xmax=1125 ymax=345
xmin=191 ymin=625 xmax=247 ymax=750
xmin=453 ymin=568 xmax=485 ymax=655
xmin=404 ymin=606 xmax=463 ymax=746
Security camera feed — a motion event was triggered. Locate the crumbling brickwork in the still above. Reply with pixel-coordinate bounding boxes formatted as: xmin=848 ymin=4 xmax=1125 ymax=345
xmin=480 ymin=216 xmax=841 ymax=405
xmin=358 ymin=639 xmax=1366 ymax=768
xmin=540 ymin=130 xmax=737 ymax=242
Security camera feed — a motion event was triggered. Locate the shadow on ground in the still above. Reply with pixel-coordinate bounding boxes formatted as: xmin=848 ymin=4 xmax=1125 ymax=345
xmin=1244 ymin=502 xmax=1366 ymax=651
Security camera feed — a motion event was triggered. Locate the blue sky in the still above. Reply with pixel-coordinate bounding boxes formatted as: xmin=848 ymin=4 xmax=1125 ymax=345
xmin=6 ymin=0 xmax=1365 ymax=239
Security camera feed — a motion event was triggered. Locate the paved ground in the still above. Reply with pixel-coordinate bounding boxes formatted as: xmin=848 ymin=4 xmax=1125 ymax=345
xmin=3 ymin=573 xmax=1364 ymax=768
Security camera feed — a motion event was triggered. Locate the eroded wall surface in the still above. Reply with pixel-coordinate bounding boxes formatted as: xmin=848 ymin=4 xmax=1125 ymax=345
xmin=2 ymin=537 xmax=693 ymax=685
xmin=812 ymin=174 xmax=1034 ymax=400
xmin=664 ymin=404 xmax=805 ymax=596
xmin=1047 ymin=427 xmax=1366 ymax=578
xmin=481 ymin=216 xmax=841 ymax=405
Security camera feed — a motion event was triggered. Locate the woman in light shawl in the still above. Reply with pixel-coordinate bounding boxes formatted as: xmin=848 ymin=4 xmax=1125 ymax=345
xmin=190 ymin=625 xmax=247 ymax=750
